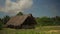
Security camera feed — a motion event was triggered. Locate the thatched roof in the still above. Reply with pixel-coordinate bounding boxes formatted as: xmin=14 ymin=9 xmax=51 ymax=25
xmin=6 ymin=14 xmax=33 ymax=26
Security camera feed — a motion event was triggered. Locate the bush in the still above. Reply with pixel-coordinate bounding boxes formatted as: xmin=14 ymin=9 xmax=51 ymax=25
xmin=0 ymin=21 xmax=3 ymax=30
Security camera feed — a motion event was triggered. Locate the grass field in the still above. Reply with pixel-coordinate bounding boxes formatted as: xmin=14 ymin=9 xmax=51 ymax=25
xmin=0 ymin=26 xmax=60 ymax=34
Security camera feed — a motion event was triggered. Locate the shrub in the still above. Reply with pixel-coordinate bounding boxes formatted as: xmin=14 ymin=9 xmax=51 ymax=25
xmin=0 ymin=21 xmax=3 ymax=30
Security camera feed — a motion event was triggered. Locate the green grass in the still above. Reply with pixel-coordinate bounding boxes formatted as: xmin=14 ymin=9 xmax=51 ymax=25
xmin=0 ymin=26 xmax=60 ymax=34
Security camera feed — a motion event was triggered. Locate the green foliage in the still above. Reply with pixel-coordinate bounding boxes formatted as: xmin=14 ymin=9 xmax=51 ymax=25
xmin=36 ymin=16 xmax=60 ymax=26
xmin=2 ymin=15 xmax=10 ymax=24
xmin=0 ymin=22 xmax=3 ymax=30
xmin=0 ymin=15 xmax=10 ymax=30
xmin=16 ymin=12 xmax=23 ymax=16
xmin=0 ymin=19 xmax=3 ymax=30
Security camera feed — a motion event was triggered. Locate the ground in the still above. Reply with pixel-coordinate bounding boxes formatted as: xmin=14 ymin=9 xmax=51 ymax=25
xmin=0 ymin=26 xmax=60 ymax=34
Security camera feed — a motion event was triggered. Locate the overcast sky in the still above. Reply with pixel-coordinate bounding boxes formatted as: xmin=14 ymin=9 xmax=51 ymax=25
xmin=0 ymin=0 xmax=60 ymax=18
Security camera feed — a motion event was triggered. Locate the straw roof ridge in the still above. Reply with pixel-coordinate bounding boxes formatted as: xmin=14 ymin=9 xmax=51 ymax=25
xmin=6 ymin=15 xmax=30 ymax=26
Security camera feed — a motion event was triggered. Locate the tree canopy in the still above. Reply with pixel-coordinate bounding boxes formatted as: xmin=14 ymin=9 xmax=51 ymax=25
xmin=36 ymin=16 xmax=60 ymax=26
xmin=16 ymin=12 xmax=23 ymax=16
xmin=2 ymin=15 xmax=10 ymax=24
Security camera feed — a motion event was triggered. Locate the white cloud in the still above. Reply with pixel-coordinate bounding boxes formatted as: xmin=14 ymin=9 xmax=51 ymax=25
xmin=5 ymin=0 xmax=33 ymax=15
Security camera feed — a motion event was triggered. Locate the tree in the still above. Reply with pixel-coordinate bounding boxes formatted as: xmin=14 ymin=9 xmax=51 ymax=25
xmin=36 ymin=16 xmax=54 ymax=26
xmin=0 ymin=18 xmax=3 ymax=30
xmin=2 ymin=15 xmax=10 ymax=24
xmin=16 ymin=12 xmax=23 ymax=16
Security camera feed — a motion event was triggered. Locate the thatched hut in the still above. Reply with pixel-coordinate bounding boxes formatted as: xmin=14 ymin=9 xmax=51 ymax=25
xmin=5 ymin=14 xmax=37 ymax=29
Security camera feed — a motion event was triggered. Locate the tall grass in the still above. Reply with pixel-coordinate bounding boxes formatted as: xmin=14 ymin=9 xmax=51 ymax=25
xmin=0 ymin=26 xmax=60 ymax=34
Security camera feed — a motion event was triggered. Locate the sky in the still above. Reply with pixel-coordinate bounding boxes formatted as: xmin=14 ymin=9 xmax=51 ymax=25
xmin=0 ymin=0 xmax=60 ymax=18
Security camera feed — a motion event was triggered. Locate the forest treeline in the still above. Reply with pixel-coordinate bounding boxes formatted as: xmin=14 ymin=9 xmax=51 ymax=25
xmin=0 ymin=12 xmax=60 ymax=29
xmin=36 ymin=16 xmax=60 ymax=26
